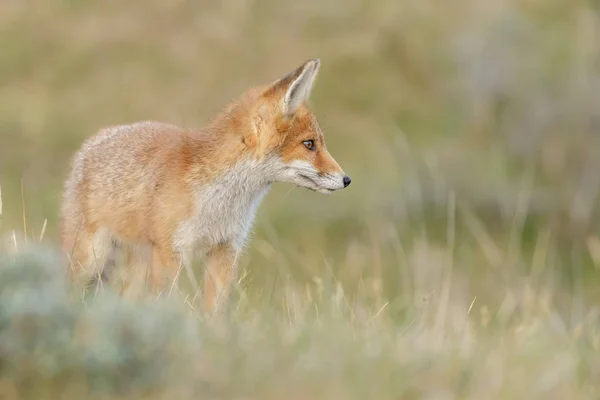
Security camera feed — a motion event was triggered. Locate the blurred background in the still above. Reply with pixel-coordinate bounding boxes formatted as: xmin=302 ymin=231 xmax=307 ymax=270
xmin=2 ymin=0 xmax=600 ymax=319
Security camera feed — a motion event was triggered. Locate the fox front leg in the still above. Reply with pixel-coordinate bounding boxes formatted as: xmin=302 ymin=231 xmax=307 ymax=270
xmin=203 ymin=242 xmax=238 ymax=315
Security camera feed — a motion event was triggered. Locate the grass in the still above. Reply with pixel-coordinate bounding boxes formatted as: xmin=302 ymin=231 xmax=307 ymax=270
xmin=2 ymin=0 xmax=600 ymax=398
xmin=1 ymin=194 xmax=600 ymax=398
xmin=0 ymin=241 xmax=599 ymax=399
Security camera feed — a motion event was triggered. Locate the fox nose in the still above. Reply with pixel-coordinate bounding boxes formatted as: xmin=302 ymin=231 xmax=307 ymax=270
xmin=343 ymin=175 xmax=351 ymax=188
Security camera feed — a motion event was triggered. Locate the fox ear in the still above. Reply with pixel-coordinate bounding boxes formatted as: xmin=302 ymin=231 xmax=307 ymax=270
xmin=265 ymin=59 xmax=320 ymax=117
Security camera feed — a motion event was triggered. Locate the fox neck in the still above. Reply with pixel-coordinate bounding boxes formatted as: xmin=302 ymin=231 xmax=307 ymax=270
xmin=187 ymin=92 xmax=286 ymax=198
xmin=192 ymin=96 xmax=282 ymax=186
xmin=184 ymin=111 xmax=284 ymax=247
xmin=203 ymin=155 xmax=277 ymax=195
xmin=181 ymin=155 xmax=277 ymax=252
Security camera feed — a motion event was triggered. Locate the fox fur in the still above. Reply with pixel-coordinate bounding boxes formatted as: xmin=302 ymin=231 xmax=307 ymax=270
xmin=59 ymin=59 xmax=350 ymax=313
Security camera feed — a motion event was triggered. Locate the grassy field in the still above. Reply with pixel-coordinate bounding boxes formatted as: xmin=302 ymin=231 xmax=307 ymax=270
xmin=2 ymin=0 xmax=600 ymax=398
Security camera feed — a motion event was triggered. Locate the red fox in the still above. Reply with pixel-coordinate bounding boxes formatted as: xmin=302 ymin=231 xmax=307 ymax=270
xmin=59 ymin=59 xmax=350 ymax=312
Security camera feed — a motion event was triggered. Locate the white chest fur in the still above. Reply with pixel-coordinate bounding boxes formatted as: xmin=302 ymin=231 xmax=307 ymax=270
xmin=173 ymin=157 xmax=277 ymax=254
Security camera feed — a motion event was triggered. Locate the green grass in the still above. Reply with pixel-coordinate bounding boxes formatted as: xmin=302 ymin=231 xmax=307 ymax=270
xmin=2 ymin=0 xmax=600 ymax=398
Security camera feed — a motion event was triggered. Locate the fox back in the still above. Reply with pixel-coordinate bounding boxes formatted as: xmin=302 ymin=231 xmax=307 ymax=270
xmin=59 ymin=59 xmax=350 ymax=310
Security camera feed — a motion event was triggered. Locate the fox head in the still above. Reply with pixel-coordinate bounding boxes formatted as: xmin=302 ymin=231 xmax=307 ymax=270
xmin=247 ymin=59 xmax=351 ymax=194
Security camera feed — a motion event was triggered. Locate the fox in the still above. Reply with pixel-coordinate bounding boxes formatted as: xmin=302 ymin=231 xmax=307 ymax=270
xmin=59 ymin=58 xmax=350 ymax=313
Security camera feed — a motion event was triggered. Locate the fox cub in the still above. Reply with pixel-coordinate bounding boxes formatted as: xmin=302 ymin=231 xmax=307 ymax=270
xmin=59 ymin=59 xmax=350 ymax=312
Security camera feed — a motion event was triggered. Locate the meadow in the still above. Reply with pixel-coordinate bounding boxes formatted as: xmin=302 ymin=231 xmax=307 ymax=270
xmin=1 ymin=0 xmax=600 ymax=398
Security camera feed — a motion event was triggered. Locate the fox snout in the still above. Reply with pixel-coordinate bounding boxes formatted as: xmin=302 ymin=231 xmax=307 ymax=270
xmin=315 ymin=150 xmax=351 ymax=192
xmin=343 ymin=175 xmax=351 ymax=187
xmin=284 ymin=159 xmax=350 ymax=194
xmin=317 ymin=171 xmax=351 ymax=192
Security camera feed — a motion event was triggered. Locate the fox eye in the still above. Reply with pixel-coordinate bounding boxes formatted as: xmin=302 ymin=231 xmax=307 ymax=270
xmin=303 ymin=140 xmax=315 ymax=150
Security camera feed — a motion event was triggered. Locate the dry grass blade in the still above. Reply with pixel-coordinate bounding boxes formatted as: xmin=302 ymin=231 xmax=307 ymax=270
xmin=39 ymin=218 xmax=47 ymax=242
xmin=20 ymin=178 xmax=27 ymax=246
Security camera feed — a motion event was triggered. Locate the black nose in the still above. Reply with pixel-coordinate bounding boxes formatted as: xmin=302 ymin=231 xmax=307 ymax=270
xmin=343 ymin=175 xmax=351 ymax=187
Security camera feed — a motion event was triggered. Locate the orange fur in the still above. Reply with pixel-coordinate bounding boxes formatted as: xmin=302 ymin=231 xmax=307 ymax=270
xmin=59 ymin=59 xmax=350 ymax=314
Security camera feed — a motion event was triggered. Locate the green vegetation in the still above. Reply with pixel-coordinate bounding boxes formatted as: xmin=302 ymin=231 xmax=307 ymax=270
xmin=1 ymin=0 xmax=600 ymax=398
xmin=0 ymin=246 xmax=598 ymax=399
